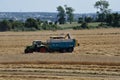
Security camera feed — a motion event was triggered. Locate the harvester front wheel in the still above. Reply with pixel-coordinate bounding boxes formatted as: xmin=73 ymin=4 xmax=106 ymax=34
xmin=39 ymin=47 xmax=47 ymax=53
xmin=24 ymin=49 xmax=28 ymax=53
xmin=24 ymin=49 xmax=33 ymax=54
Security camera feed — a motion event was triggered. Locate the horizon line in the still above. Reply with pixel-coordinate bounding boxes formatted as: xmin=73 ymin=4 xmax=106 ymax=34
xmin=0 ymin=10 xmax=119 ymax=14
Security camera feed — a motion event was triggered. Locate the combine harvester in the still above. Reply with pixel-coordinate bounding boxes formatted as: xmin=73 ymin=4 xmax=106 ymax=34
xmin=24 ymin=34 xmax=79 ymax=53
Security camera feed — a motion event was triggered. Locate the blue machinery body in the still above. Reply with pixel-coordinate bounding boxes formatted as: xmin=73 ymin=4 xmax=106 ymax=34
xmin=24 ymin=34 xmax=79 ymax=53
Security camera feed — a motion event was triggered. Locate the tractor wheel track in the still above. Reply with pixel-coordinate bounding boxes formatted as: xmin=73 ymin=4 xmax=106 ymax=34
xmin=0 ymin=64 xmax=120 ymax=79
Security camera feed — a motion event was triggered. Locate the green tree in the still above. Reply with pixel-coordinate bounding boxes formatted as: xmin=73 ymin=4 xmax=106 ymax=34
xmin=65 ymin=5 xmax=74 ymax=24
xmin=84 ymin=16 xmax=93 ymax=23
xmin=0 ymin=20 xmax=12 ymax=31
xmin=73 ymin=22 xmax=88 ymax=30
xmin=106 ymin=13 xmax=120 ymax=27
xmin=57 ymin=6 xmax=66 ymax=24
xmin=12 ymin=21 xmax=24 ymax=30
xmin=78 ymin=17 xmax=84 ymax=23
xmin=94 ymin=0 xmax=110 ymax=22
xmin=106 ymin=13 xmax=114 ymax=26
xmin=97 ymin=13 xmax=106 ymax=22
xmin=25 ymin=18 xmax=39 ymax=29
xmin=112 ymin=13 xmax=120 ymax=27
xmin=81 ymin=22 xmax=88 ymax=29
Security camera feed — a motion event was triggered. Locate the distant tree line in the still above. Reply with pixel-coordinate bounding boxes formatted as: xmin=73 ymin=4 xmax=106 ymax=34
xmin=0 ymin=0 xmax=120 ymax=31
xmin=105 ymin=13 xmax=120 ymax=27
xmin=74 ymin=0 xmax=120 ymax=30
xmin=0 ymin=18 xmax=60 ymax=31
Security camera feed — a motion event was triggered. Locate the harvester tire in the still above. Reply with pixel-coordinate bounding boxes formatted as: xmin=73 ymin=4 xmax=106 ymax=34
xmin=60 ymin=49 xmax=66 ymax=53
xmin=67 ymin=47 xmax=74 ymax=52
xmin=39 ymin=47 xmax=47 ymax=53
xmin=24 ymin=49 xmax=33 ymax=54
xmin=24 ymin=49 xmax=29 ymax=53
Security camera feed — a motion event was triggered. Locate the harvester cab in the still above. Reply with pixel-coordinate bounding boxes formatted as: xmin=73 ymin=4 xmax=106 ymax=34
xmin=32 ymin=40 xmax=42 ymax=47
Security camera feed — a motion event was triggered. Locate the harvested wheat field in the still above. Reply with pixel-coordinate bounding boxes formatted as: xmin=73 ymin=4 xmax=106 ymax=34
xmin=0 ymin=28 xmax=120 ymax=80
xmin=0 ymin=28 xmax=120 ymax=55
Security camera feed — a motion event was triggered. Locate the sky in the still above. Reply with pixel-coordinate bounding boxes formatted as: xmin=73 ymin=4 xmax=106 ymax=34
xmin=0 ymin=0 xmax=119 ymax=13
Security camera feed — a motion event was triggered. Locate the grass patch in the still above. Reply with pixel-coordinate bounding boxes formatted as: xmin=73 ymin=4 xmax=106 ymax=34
xmin=88 ymin=22 xmax=101 ymax=27
xmin=58 ymin=22 xmax=101 ymax=29
xmin=58 ymin=22 xmax=81 ymax=29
